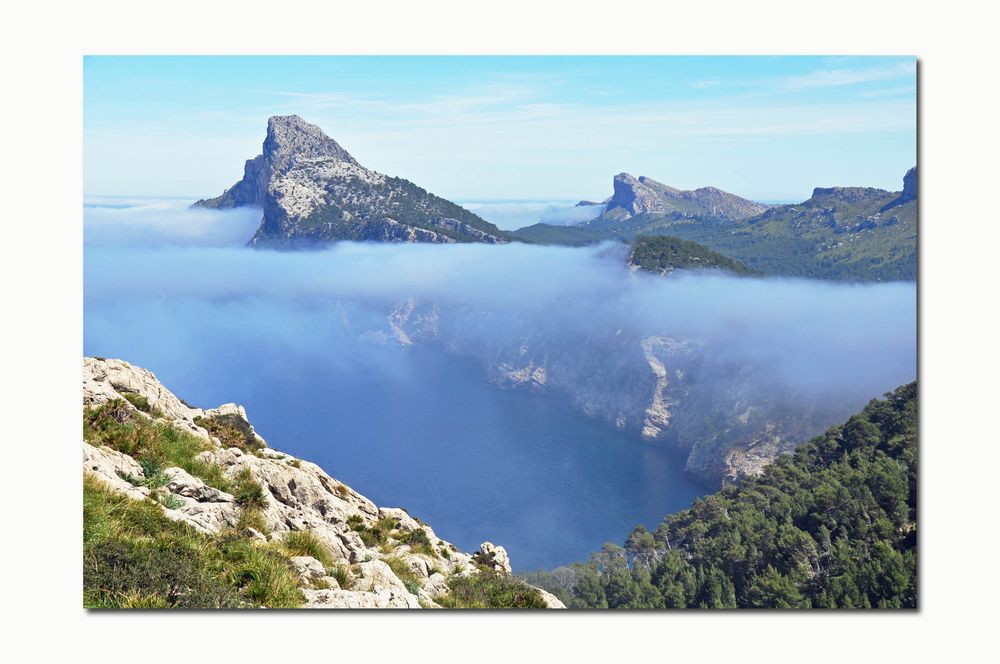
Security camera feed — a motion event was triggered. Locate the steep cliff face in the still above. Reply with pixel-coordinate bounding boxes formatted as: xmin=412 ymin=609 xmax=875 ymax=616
xmin=901 ymin=166 xmax=917 ymax=203
xmin=194 ymin=115 xmax=507 ymax=247
xmin=382 ymin=299 xmax=853 ymax=485
xmin=82 ymin=357 xmax=562 ymax=609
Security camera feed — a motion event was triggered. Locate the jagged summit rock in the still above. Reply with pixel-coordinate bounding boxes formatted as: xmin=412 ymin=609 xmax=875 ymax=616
xmin=901 ymin=166 xmax=917 ymax=203
xmin=265 ymin=115 xmax=359 ymax=170
xmin=596 ymin=173 xmax=768 ymax=222
xmin=195 ymin=115 xmax=507 ymax=247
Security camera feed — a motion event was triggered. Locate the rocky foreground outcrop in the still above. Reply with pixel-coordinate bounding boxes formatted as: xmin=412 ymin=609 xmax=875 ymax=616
xmin=194 ymin=115 xmax=508 ymax=247
xmin=82 ymin=357 xmax=562 ymax=609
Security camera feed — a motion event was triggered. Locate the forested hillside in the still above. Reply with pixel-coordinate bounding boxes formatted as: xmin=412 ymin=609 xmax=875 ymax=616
xmin=512 ymin=168 xmax=916 ymax=282
xmin=522 ymin=382 xmax=917 ymax=608
xmin=628 ymin=235 xmax=755 ymax=276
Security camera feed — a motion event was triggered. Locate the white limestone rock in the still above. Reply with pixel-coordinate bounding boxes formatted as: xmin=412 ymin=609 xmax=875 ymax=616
xmin=81 ymin=356 xmax=560 ymax=609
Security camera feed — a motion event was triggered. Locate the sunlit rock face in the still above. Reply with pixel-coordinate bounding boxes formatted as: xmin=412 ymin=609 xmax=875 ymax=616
xmin=194 ymin=115 xmax=508 ymax=247
xmin=82 ymin=357 xmax=564 ymax=608
xmin=599 ymin=172 xmax=768 ymax=222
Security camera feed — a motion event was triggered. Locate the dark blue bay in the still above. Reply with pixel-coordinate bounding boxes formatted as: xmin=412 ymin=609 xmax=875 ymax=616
xmin=84 ymin=332 xmax=707 ymax=571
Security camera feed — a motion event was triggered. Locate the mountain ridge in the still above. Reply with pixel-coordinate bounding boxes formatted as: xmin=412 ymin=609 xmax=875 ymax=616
xmin=195 ymin=115 xmax=508 ymax=247
xmin=512 ymin=167 xmax=917 ymax=281
xmin=599 ymin=173 xmax=769 ymax=223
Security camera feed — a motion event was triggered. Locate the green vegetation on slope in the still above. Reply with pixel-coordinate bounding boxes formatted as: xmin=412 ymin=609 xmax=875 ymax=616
xmin=83 ymin=402 xmax=307 ymax=608
xmin=510 ymin=180 xmax=916 ymax=282
xmin=521 ymin=382 xmax=917 ymax=609
xmin=84 ymin=474 xmax=305 ymax=608
xmin=435 ymin=570 xmax=548 ymax=609
xmin=628 ymin=235 xmax=755 ymax=276
xmin=86 ymin=400 xmax=235 ymax=493
xmin=193 ymin=412 xmax=264 ymax=453
xmin=83 ymin=399 xmax=545 ymax=609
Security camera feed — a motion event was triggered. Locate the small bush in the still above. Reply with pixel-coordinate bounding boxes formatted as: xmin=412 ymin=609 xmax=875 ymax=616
xmin=234 ymin=481 xmax=267 ymax=508
xmin=330 ymin=565 xmax=353 ymax=590
xmin=236 ymin=507 xmax=269 ymax=534
xmin=220 ymin=537 xmax=303 ymax=608
xmin=121 ymin=392 xmax=162 ymax=417
xmin=189 ymin=459 xmax=233 ymax=494
xmin=282 ymin=531 xmax=334 ymax=567
xmin=156 ymin=492 xmax=184 ymax=510
xmin=232 ymin=468 xmax=268 ymax=510
xmin=310 ymin=577 xmax=334 ymax=590
xmin=385 ymin=556 xmax=421 ymax=596
xmin=350 ymin=515 xmax=399 ymax=548
xmin=194 ymin=413 xmax=263 ymax=452
xmin=402 ymin=528 xmax=434 ymax=555
xmin=436 ymin=572 xmax=548 ymax=609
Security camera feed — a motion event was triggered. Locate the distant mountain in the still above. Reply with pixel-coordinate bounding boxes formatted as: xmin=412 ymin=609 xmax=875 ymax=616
xmin=195 ymin=116 xmax=508 ymax=246
xmin=598 ymin=173 xmax=769 ymax=223
xmin=720 ymin=166 xmax=917 ymax=280
xmin=511 ymin=168 xmax=917 ymax=282
xmin=628 ymin=235 xmax=755 ymax=276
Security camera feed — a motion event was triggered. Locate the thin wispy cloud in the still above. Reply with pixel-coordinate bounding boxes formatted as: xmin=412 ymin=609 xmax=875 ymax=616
xmin=84 ymin=57 xmax=916 ymax=200
xmin=778 ymin=61 xmax=915 ymax=90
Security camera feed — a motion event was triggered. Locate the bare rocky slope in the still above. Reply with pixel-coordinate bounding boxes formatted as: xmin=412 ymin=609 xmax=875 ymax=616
xmin=194 ymin=115 xmax=508 ymax=246
xmin=82 ymin=357 xmax=563 ymax=609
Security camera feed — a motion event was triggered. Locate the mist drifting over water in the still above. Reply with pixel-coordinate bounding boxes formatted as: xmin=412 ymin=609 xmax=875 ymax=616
xmin=84 ymin=200 xmax=915 ymax=400
xmin=82 ymin=201 xmax=916 ymax=568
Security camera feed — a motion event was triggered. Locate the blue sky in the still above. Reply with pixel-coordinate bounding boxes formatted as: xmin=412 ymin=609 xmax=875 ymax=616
xmin=84 ymin=56 xmax=916 ymax=202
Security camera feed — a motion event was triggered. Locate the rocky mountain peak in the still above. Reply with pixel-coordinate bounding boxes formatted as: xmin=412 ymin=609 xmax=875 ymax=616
xmin=604 ymin=172 xmax=765 ymax=221
xmin=901 ymin=166 xmax=917 ymax=203
xmin=263 ymin=115 xmax=358 ymax=172
xmin=194 ymin=115 xmax=506 ymax=246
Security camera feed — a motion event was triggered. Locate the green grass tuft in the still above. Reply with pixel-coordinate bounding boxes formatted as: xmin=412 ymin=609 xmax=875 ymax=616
xmin=435 ymin=571 xmax=548 ymax=609
xmin=281 ymin=531 xmax=334 ymax=567
xmin=384 ymin=556 xmax=421 ymax=596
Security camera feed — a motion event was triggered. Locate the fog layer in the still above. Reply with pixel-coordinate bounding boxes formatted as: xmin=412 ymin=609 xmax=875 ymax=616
xmin=82 ymin=202 xmax=916 ymax=565
xmin=458 ymin=200 xmax=605 ymax=229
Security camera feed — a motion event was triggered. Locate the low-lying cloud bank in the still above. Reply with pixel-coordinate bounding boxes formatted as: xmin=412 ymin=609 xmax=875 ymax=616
xmin=84 ymin=197 xmax=262 ymax=248
xmin=458 ymin=200 xmax=605 ymax=229
xmin=83 ymin=203 xmax=916 ymax=455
